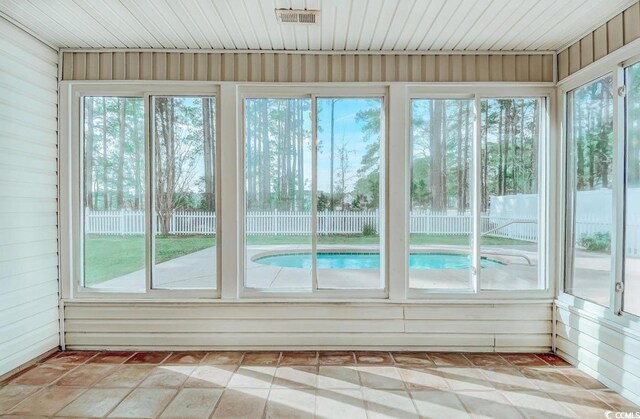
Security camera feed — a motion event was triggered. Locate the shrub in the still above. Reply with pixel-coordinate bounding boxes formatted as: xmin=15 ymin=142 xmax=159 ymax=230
xmin=578 ymin=232 xmax=611 ymax=252
xmin=362 ymin=222 xmax=377 ymax=236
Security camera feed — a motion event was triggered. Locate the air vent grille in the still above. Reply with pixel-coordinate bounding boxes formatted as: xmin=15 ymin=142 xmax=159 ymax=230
xmin=275 ymin=9 xmax=319 ymax=24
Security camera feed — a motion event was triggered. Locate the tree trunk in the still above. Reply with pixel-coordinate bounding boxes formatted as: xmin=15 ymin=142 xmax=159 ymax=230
xmin=84 ymin=98 xmax=94 ymax=210
xmin=430 ymin=100 xmax=445 ymax=212
xmin=101 ymin=97 xmax=109 ymax=210
xmin=203 ymin=98 xmax=215 ymax=211
xmin=116 ymin=98 xmax=127 ymax=208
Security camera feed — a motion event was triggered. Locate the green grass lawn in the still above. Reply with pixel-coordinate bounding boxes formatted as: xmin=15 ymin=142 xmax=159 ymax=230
xmin=84 ymin=233 xmax=530 ymax=286
xmin=84 ymin=235 xmax=214 ymax=286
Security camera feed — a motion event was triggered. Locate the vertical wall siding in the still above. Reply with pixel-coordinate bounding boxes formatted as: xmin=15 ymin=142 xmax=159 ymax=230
xmin=61 ymin=52 xmax=554 ymax=83
xmin=0 ymin=18 xmax=59 ymax=377
xmin=558 ymin=1 xmax=640 ymax=80
xmin=556 ymin=303 xmax=640 ymax=406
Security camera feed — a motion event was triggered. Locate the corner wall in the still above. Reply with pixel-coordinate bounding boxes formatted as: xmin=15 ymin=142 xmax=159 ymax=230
xmin=0 ymin=18 xmax=60 ymax=377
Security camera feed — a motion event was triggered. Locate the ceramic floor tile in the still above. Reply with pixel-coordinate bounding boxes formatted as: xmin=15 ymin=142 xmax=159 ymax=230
xmin=439 ymin=367 xmax=495 ymax=391
xmin=317 ymin=366 xmax=360 ymax=389
xmin=501 ymin=354 xmax=550 ymax=368
xmin=411 ymin=390 xmax=471 ymax=419
xmin=44 ymin=352 xmax=98 ymax=365
xmin=560 ymin=368 xmax=607 ymax=389
xmin=398 ymin=366 xmax=449 ymax=390
xmin=9 ymin=386 xmax=87 ymax=417
xmin=107 ymin=388 xmax=177 ymax=418
xmin=279 ymin=352 xmax=318 ymax=366
xmin=264 ymin=388 xmax=315 ymax=419
xmin=55 ymin=388 xmax=130 ymax=418
xmin=551 ymin=389 xmax=617 ymax=419
xmin=94 ymin=365 xmax=154 ymax=387
xmin=594 ymin=389 xmax=639 ymax=412
xmin=464 ymin=354 xmax=511 ymax=368
xmin=0 ymin=385 xmax=40 ymax=414
xmin=480 ymin=368 xmax=540 ymax=391
xmin=56 ymin=364 xmax=116 ymax=387
xmin=124 ymin=352 xmax=171 ymax=365
xmin=227 ymin=366 xmax=276 ymax=388
xmin=163 ymin=351 xmax=207 ymax=364
xmin=12 ymin=364 xmax=76 ymax=386
xmin=184 ymin=365 xmax=236 ymax=388
xmin=519 ymin=367 xmax=581 ymax=391
xmin=457 ymin=390 xmax=525 ymax=419
xmin=355 ymin=352 xmax=394 ymax=365
xmin=362 ymin=388 xmax=419 ymax=419
xmin=139 ymin=365 xmax=195 ymax=388
xmin=316 ymin=389 xmax=367 ymax=419
xmin=502 ymin=390 xmax=575 ymax=419
xmin=272 ymin=366 xmax=318 ymax=389
xmin=241 ymin=352 xmax=281 ymax=366
xmin=535 ymin=354 xmax=571 ymax=367
xmin=159 ymin=388 xmax=222 ymax=419
xmin=201 ymin=352 xmax=244 ymax=365
xmin=88 ymin=352 xmax=134 ymax=365
xmin=391 ymin=352 xmax=435 ymax=366
xmin=318 ymin=351 xmax=356 ymax=365
xmin=358 ymin=366 xmax=405 ymax=389
xmin=211 ymin=388 xmax=269 ymax=419
xmin=430 ymin=353 xmax=473 ymax=367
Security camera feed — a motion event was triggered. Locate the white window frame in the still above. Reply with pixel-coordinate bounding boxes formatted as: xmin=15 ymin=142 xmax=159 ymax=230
xmin=59 ymin=82 xmax=221 ymax=299
xmin=238 ymin=86 xmax=388 ymax=299
xmin=557 ymin=42 xmax=640 ymax=332
xmin=404 ymin=85 xmax=554 ymax=300
xmin=59 ymin=81 xmax=555 ymax=303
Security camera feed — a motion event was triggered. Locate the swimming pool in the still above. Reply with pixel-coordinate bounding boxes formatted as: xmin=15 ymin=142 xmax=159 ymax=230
xmin=253 ymin=252 xmax=505 ymax=269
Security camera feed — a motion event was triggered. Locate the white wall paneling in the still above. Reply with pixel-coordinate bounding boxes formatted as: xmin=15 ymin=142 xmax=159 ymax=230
xmin=0 ymin=17 xmax=59 ymax=377
xmin=64 ymin=301 xmax=552 ymax=352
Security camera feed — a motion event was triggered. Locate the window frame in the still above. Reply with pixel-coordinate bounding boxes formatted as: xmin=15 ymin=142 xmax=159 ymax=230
xmin=59 ymin=81 xmax=554 ymax=303
xmin=405 ymin=86 xmax=553 ymax=300
xmin=59 ymin=82 xmax=221 ymax=299
xmin=558 ymin=48 xmax=640 ymax=330
xmin=238 ymin=86 xmax=388 ymax=299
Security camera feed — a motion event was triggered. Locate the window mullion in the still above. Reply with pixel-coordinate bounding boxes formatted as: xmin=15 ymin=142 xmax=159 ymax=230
xmin=311 ymin=95 xmax=318 ymax=292
xmin=613 ymin=64 xmax=626 ymax=315
xmin=144 ymin=93 xmax=153 ymax=294
xmin=472 ymin=94 xmax=482 ymax=293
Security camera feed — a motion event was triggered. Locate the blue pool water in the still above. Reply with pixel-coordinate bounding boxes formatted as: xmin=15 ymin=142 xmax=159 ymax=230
xmin=254 ymin=253 xmax=504 ymax=270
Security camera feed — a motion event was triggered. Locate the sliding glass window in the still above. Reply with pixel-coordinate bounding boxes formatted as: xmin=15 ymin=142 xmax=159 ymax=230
xmin=152 ymin=96 xmax=217 ymax=290
xmin=565 ymin=75 xmax=614 ymax=307
xmin=409 ymin=99 xmax=474 ymax=291
xmin=244 ymin=98 xmax=313 ymax=291
xmin=480 ymin=98 xmax=542 ymax=290
xmin=243 ymin=95 xmax=384 ymax=293
xmin=82 ymin=97 xmax=145 ymax=291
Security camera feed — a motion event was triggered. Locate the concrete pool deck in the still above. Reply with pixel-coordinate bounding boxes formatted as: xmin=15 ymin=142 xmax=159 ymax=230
xmin=89 ymin=244 xmax=639 ymax=314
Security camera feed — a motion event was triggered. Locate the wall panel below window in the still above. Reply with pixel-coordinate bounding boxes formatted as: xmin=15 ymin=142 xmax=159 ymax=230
xmin=63 ymin=301 xmax=552 ymax=352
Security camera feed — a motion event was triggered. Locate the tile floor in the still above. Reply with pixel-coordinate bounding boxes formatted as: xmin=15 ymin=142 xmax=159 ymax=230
xmin=0 ymin=351 xmax=638 ymax=418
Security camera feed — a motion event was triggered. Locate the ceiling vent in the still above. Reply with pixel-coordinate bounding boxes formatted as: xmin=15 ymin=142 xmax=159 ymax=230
xmin=275 ymin=8 xmax=319 ymax=24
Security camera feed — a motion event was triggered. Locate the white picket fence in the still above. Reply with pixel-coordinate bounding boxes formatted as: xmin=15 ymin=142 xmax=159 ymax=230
xmin=83 ymin=209 xmax=640 ymax=255
xmin=85 ymin=209 xmax=535 ymax=239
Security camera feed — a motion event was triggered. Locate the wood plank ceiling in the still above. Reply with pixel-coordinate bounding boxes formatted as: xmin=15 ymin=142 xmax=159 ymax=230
xmin=0 ymin=0 xmax=636 ymax=51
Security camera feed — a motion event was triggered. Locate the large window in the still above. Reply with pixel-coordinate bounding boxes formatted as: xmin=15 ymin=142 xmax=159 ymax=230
xmin=565 ymin=75 xmax=614 ymax=307
xmin=82 ymin=94 xmax=218 ymax=293
xmin=83 ymin=97 xmax=145 ymax=290
xmin=625 ymin=62 xmax=640 ymax=316
xmin=408 ymin=97 xmax=544 ymax=293
xmin=409 ymin=99 xmax=474 ymax=291
xmin=480 ymin=98 xmax=542 ymax=290
xmin=316 ymin=98 xmax=383 ymax=290
xmin=244 ymin=98 xmax=313 ymax=291
xmin=152 ymin=96 xmax=217 ymax=290
xmin=243 ymin=95 xmax=384 ymax=293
